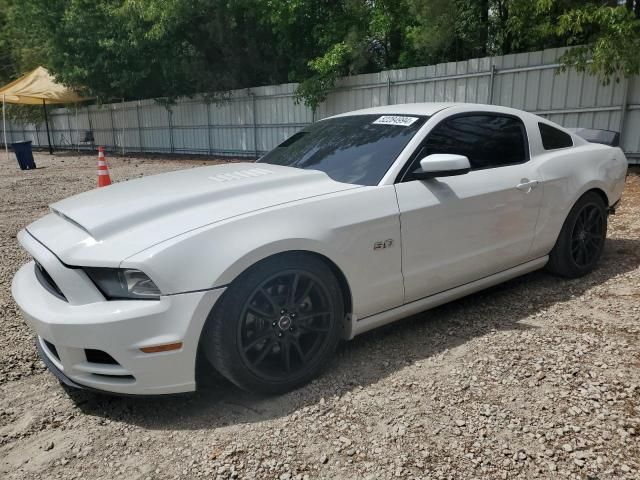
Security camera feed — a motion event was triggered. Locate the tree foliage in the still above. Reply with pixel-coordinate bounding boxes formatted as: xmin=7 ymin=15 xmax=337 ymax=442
xmin=555 ymin=3 xmax=640 ymax=83
xmin=0 ymin=0 xmax=638 ymax=114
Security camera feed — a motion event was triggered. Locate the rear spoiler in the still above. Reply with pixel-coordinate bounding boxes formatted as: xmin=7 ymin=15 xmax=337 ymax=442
xmin=567 ymin=128 xmax=620 ymax=147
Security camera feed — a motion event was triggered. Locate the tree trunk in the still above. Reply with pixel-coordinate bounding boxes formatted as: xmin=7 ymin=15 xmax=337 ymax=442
xmin=479 ymin=0 xmax=489 ymax=56
xmin=499 ymin=0 xmax=512 ymax=55
xmin=388 ymin=28 xmax=403 ymax=67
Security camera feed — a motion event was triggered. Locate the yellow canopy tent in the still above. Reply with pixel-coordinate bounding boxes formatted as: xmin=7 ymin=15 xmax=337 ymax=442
xmin=0 ymin=66 xmax=91 ymax=160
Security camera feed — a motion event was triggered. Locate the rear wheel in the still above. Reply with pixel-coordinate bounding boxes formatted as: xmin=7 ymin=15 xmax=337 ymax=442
xmin=202 ymin=253 xmax=344 ymax=394
xmin=546 ymin=191 xmax=608 ymax=278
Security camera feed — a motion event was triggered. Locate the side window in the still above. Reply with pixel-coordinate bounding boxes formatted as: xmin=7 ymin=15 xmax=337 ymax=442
xmin=423 ymin=114 xmax=528 ymax=170
xmin=539 ymin=122 xmax=573 ymax=150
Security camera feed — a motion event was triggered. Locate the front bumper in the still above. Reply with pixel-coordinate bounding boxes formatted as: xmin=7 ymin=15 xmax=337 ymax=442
xmin=34 ymin=337 xmax=136 ymax=396
xmin=12 ymin=231 xmax=225 ymax=395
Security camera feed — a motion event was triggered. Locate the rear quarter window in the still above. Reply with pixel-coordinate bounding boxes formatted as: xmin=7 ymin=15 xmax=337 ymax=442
xmin=539 ymin=123 xmax=573 ymax=150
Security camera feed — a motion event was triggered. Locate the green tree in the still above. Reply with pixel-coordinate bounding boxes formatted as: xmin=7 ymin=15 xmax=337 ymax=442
xmin=1 ymin=0 xmax=639 ymax=112
xmin=554 ymin=2 xmax=640 ymax=83
xmin=295 ymin=42 xmax=353 ymax=114
xmin=11 ymin=0 xmax=293 ymax=100
xmin=406 ymin=0 xmax=487 ymax=63
xmin=0 ymin=0 xmax=17 ymax=85
xmin=292 ymin=0 xmax=417 ymax=111
xmin=0 ymin=0 xmax=49 ymax=122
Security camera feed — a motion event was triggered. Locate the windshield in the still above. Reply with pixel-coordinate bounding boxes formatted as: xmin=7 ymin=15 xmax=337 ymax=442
xmin=257 ymin=114 xmax=427 ymax=185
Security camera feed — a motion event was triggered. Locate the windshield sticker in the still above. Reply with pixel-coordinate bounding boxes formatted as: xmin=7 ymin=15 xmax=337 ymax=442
xmin=372 ymin=115 xmax=419 ymax=127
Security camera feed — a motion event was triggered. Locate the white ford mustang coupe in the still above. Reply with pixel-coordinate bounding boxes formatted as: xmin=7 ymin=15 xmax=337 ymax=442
xmin=12 ymin=103 xmax=627 ymax=395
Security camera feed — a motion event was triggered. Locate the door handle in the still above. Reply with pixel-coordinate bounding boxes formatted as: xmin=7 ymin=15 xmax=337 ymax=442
xmin=516 ymin=179 xmax=539 ymax=192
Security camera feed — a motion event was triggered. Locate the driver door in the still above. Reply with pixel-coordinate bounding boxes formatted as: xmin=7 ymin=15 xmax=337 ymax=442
xmin=395 ymin=113 xmax=542 ymax=303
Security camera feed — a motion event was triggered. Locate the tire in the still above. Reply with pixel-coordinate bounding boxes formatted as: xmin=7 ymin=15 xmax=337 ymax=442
xmin=201 ymin=252 xmax=344 ymax=394
xmin=546 ymin=191 xmax=608 ymax=278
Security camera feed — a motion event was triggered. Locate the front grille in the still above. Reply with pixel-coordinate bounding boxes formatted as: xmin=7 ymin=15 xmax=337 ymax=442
xmin=34 ymin=262 xmax=67 ymax=301
xmin=43 ymin=339 xmax=60 ymax=361
xmin=85 ymin=349 xmax=119 ymax=365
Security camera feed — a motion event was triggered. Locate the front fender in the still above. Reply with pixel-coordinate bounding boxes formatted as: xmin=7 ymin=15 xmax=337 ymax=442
xmin=213 ymin=238 xmax=349 ymax=288
xmin=122 ymin=185 xmax=404 ymax=320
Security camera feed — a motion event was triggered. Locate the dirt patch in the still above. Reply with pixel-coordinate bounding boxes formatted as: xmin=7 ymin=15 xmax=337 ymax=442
xmin=1 ymin=152 xmax=639 ymax=479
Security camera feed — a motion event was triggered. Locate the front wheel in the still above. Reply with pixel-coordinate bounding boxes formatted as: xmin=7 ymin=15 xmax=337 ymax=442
xmin=201 ymin=253 xmax=344 ymax=394
xmin=546 ymin=191 xmax=608 ymax=278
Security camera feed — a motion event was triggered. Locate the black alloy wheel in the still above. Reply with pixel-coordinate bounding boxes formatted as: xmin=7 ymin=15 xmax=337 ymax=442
xmin=547 ymin=191 xmax=608 ymax=278
xmin=569 ymin=203 xmax=605 ymax=268
xmin=202 ymin=253 xmax=344 ymax=394
xmin=238 ymin=270 xmax=335 ymax=381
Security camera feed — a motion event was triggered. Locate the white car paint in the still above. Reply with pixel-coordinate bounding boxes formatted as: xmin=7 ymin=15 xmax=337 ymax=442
xmin=396 ymin=160 xmax=544 ymax=303
xmin=12 ymin=102 xmax=627 ymax=395
xmin=13 ymin=229 xmax=225 ymax=394
xmin=419 ymin=153 xmax=471 ymax=173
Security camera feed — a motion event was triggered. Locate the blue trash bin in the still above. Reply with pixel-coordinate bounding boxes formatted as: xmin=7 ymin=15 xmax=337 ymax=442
xmin=12 ymin=140 xmax=36 ymax=170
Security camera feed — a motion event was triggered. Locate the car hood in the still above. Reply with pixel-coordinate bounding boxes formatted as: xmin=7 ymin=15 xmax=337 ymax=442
xmin=26 ymin=162 xmax=359 ymax=266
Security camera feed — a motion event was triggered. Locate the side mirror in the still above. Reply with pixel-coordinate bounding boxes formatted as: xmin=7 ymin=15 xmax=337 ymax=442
xmin=410 ymin=154 xmax=471 ymax=180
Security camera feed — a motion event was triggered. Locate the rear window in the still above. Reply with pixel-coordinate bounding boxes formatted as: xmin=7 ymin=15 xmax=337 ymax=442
xmin=539 ymin=123 xmax=573 ymax=150
xmin=258 ymin=114 xmax=427 ymax=185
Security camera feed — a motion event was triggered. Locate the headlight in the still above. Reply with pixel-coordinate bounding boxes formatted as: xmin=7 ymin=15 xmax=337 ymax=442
xmin=83 ymin=268 xmax=161 ymax=300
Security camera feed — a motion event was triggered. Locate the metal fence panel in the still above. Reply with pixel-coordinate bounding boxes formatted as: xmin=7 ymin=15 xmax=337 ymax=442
xmin=3 ymin=47 xmax=639 ymax=162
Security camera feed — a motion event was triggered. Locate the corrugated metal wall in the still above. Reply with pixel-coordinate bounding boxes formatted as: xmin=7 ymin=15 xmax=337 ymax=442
xmin=3 ymin=47 xmax=639 ymax=163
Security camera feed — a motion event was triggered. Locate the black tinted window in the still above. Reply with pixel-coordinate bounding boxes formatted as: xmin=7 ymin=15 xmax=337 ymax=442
xmin=423 ymin=115 xmax=528 ymax=169
xmin=258 ymin=114 xmax=427 ymax=185
xmin=539 ymin=122 xmax=573 ymax=150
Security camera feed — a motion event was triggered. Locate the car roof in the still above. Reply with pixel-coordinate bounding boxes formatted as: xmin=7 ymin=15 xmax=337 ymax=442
xmin=327 ymin=102 xmax=589 ymax=149
xmin=328 ymin=102 xmax=465 ymax=118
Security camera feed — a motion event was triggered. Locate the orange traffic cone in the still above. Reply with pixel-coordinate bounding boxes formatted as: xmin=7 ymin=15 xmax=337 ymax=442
xmin=97 ymin=146 xmax=112 ymax=187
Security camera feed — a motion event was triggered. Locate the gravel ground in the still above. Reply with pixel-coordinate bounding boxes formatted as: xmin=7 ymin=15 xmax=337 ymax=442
xmin=1 ymin=151 xmax=639 ymax=480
